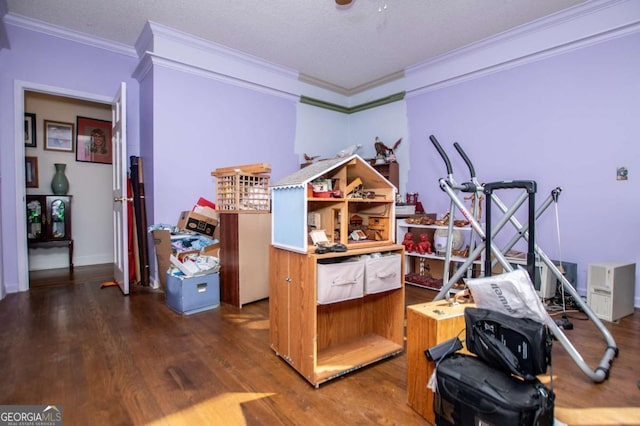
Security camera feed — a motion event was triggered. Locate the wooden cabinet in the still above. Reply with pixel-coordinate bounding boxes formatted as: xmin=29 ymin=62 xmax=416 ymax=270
xmin=219 ymin=213 xmax=271 ymax=308
xmin=26 ymin=195 xmax=73 ymax=270
xmin=269 ymin=245 xmax=405 ymax=387
xmin=406 ymin=300 xmax=473 ymax=423
xmin=369 ymin=160 xmax=399 ymax=189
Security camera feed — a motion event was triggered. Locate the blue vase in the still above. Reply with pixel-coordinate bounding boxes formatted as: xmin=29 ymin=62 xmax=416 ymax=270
xmin=51 ymin=163 xmax=69 ymax=195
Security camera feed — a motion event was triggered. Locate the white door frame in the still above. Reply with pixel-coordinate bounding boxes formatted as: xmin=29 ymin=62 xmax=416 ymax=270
xmin=14 ymin=80 xmax=112 ymax=292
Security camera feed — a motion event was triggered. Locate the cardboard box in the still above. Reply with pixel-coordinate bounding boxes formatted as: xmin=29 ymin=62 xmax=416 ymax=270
xmin=166 ymin=272 xmax=220 ymax=315
xmin=201 ymin=242 xmax=220 ymax=257
xmin=177 ymin=211 xmax=218 ymax=237
xmin=152 ymin=230 xmax=221 ymax=290
xmin=151 ymin=229 xmax=172 ymax=290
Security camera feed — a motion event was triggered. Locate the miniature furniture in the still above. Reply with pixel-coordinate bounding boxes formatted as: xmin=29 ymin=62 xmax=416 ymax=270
xmin=369 ymin=160 xmax=399 ymax=189
xmin=26 ymin=195 xmax=73 ymax=270
xmin=269 ymin=155 xmax=404 ymax=387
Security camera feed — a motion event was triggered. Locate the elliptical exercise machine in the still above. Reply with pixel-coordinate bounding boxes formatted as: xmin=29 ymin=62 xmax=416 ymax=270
xmin=428 ymin=134 xmax=617 ymax=383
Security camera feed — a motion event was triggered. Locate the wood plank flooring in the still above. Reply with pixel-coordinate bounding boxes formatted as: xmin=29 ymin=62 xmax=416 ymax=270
xmin=0 ymin=265 xmax=639 ymax=425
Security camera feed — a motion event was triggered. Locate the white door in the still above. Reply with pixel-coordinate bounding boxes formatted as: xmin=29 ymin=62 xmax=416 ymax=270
xmin=112 ymin=82 xmax=129 ymax=295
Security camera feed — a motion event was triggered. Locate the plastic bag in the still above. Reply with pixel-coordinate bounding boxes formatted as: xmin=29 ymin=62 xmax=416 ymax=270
xmin=464 ymin=268 xmax=549 ymax=325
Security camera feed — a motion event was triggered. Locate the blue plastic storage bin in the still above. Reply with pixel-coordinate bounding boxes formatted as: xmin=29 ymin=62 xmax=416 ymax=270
xmin=166 ymin=272 xmax=220 ymax=315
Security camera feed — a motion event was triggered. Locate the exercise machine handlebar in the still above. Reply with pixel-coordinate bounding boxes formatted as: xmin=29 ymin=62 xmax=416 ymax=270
xmin=429 ymin=135 xmax=452 ymax=176
xmin=454 ymin=142 xmax=476 ymax=180
xmin=430 ymin=135 xmax=476 ymax=192
xmin=484 ymin=180 xmax=537 ymax=194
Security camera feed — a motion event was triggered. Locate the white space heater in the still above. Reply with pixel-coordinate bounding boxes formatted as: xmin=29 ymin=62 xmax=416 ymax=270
xmin=587 ymin=262 xmax=636 ymax=322
xmin=507 ymin=258 xmax=558 ymax=300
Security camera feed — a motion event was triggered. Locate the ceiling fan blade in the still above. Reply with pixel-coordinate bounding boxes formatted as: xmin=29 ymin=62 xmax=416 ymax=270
xmin=335 ymin=0 xmax=353 ymax=5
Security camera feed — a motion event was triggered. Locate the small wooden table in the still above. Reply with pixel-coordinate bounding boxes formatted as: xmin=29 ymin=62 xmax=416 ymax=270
xmin=406 ymin=300 xmax=474 ymax=424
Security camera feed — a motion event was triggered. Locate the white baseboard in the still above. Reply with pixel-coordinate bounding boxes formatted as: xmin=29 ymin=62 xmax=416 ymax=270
xmin=28 ymin=249 xmax=113 ymax=271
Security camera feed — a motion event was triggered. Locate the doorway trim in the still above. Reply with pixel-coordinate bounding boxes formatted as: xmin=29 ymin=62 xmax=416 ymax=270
xmin=15 ymin=80 xmax=112 ymax=292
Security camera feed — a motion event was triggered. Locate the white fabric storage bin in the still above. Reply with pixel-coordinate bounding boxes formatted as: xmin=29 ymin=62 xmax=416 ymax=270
xmin=364 ymin=253 xmax=402 ymax=294
xmin=317 ymin=259 xmax=365 ymax=304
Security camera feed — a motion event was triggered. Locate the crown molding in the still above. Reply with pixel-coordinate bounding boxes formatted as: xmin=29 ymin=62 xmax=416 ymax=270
xmin=135 ymin=21 xmax=300 ymax=101
xmin=3 ymin=12 xmax=136 ymax=57
xmin=6 ymin=0 xmax=637 ymax=112
xmin=134 ymin=51 xmax=299 ymax=102
xmin=300 ymin=92 xmax=405 ymax=114
xmin=405 ymin=0 xmax=640 ymax=98
xmin=298 ymin=74 xmax=351 ymax=96
xmin=299 ymin=70 xmax=404 ymax=97
xmin=0 ymin=0 xmax=9 ymax=50
xmin=347 ymin=71 xmax=405 ymax=96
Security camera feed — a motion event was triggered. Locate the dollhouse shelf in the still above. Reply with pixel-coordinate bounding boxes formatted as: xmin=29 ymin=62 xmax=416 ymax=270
xmin=269 ymin=155 xmax=404 ymax=387
xmin=270 ymin=155 xmax=397 ymax=253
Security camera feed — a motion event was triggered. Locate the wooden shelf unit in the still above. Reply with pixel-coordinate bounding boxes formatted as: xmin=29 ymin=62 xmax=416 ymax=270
xmin=269 ymin=245 xmax=405 ymax=387
xmin=396 ymin=218 xmax=482 ymax=291
xmin=270 ymin=155 xmax=404 ymax=387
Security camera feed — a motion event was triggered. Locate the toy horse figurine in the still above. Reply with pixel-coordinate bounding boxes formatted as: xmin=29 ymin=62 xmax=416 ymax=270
xmin=374 ymin=137 xmax=402 ymax=162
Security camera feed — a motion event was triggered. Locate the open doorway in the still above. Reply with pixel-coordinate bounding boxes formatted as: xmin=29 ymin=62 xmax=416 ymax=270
xmin=23 ymin=91 xmax=114 ymax=282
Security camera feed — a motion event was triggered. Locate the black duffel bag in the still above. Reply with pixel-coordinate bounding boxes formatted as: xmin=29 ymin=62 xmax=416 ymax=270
xmin=465 ymin=306 xmax=551 ymax=381
xmin=434 ymin=353 xmax=554 ymax=426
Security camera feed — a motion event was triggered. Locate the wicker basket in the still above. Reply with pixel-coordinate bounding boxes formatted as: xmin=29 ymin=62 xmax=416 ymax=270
xmin=211 ymin=163 xmax=271 ymax=213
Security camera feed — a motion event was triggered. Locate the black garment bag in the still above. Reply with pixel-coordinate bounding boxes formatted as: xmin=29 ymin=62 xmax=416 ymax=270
xmin=434 ymin=354 xmax=554 ymax=426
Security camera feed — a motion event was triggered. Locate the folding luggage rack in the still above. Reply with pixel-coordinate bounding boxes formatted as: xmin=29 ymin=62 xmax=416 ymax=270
xmin=428 ymin=135 xmax=617 ymax=383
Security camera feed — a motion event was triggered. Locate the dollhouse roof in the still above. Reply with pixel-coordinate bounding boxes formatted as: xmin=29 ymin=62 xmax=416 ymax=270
xmin=272 ymin=156 xmax=356 ymax=189
xmin=272 ymin=154 xmax=392 ymax=190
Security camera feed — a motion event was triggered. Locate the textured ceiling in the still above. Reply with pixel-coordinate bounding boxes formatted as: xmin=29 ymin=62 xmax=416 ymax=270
xmin=5 ymin=0 xmax=587 ymax=93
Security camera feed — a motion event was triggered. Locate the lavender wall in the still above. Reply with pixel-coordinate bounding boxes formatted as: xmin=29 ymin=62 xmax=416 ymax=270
xmin=0 ymin=24 xmax=139 ymax=292
xmin=406 ymin=32 xmax=640 ymax=300
xmin=146 ymin=65 xmax=298 ymax=227
xmin=139 ymin=65 xmax=297 ymax=284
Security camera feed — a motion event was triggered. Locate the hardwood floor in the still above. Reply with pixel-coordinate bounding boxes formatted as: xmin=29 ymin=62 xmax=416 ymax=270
xmin=1 ymin=265 xmax=639 ymax=425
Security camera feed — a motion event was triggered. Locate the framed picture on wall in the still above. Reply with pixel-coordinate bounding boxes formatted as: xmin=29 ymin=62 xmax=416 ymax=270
xmin=25 ymin=156 xmax=39 ymax=188
xmin=24 ymin=113 xmax=36 ymax=147
xmin=75 ymin=116 xmax=112 ymax=164
xmin=44 ymin=120 xmax=75 ymax=152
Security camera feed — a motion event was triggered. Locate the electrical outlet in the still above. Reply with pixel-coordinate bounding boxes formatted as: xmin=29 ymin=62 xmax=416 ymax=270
xmin=617 ymin=167 xmax=628 ymax=181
